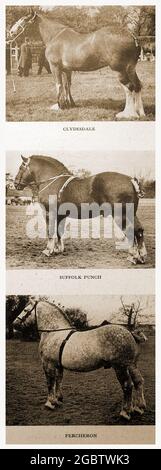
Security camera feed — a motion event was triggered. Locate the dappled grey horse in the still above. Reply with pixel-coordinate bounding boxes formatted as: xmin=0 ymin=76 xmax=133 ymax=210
xmin=14 ymin=155 xmax=147 ymax=264
xmin=8 ymin=9 xmax=145 ymax=118
xmin=13 ymin=298 xmax=146 ymax=420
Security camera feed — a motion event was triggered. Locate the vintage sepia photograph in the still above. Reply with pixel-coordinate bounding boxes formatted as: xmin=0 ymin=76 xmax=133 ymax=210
xmin=6 ymin=294 xmax=155 ymax=430
xmin=6 ymin=149 xmax=155 ymax=269
xmin=6 ymin=5 xmax=155 ymax=121
xmin=3 ymin=0 xmax=157 ymax=451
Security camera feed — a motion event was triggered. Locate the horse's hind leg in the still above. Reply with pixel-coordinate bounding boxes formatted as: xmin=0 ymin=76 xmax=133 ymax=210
xmin=127 ymin=65 xmax=145 ymax=117
xmin=129 ymin=364 xmax=146 ymax=414
xmin=116 ymin=69 xmax=139 ymax=120
xmin=127 ymin=215 xmax=147 ymax=265
xmin=114 ymin=366 xmax=133 ymax=420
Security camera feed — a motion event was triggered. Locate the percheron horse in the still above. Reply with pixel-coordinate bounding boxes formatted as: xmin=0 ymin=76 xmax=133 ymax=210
xmin=8 ymin=8 xmax=145 ymax=118
xmin=14 ymin=155 xmax=147 ymax=264
xmin=13 ymin=298 xmax=146 ymax=420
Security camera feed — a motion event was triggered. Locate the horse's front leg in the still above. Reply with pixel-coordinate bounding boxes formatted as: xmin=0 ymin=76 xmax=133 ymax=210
xmin=129 ymin=364 xmax=146 ymax=415
xmin=64 ymin=71 xmax=76 ymax=108
xmin=114 ymin=366 xmax=134 ymax=420
xmin=43 ymin=365 xmax=63 ymax=410
xmin=42 ymin=212 xmax=56 ymax=257
xmin=127 ymin=215 xmax=147 ymax=265
xmin=48 ymin=63 xmax=68 ymax=111
xmin=55 ymin=215 xmax=66 ymax=253
xmin=55 ymin=367 xmax=64 ymax=403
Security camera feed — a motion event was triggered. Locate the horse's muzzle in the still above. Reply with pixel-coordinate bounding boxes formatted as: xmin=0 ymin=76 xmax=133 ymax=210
xmin=13 ymin=318 xmax=22 ymax=331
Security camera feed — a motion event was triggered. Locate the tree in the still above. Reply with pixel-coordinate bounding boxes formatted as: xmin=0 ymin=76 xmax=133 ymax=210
xmin=120 ymin=297 xmax=142 ymax=329
xmin=120 ymin=298 xmax=147 ymax=343
xmin=6 ymin=295 xmax=29 ymax=338
xmin=64 ymin=307 xmax=88 ymax=330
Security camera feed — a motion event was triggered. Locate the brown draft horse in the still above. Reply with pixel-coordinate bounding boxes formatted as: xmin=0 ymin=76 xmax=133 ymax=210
xmin=8 ymin=9 xmax=145 ymax=118
xmin=13 ymin=298 xmax=146 ymax=421
xmin=14 ymin=155 xmax=147 ymax=264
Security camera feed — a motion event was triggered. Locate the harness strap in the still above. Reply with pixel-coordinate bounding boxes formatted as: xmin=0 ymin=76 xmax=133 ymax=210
xmin=38 ymin=174 xmax=76 ymax=199
xmin=58 ymin=330 xmax=76 ymax=368
xmin=38 ymin=174 xmax=71 ymax=194
xmin=58 ymin=175 xmax=76 ymax=200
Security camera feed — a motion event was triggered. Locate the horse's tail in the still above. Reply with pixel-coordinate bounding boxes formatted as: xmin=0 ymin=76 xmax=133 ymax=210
xmin=131 ymin=177 xmax=145 ymax=198
xmin=130 ymin=329 xmax=147 ymax=344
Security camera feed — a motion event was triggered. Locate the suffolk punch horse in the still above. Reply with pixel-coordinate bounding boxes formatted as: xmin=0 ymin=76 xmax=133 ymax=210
xmin=8 ymin=8 xmax=145 ymax=119
xmin=13 ymin=298 xmax=146 ymax=421
xmin=14 ymin=155 xmax=147 ymax=265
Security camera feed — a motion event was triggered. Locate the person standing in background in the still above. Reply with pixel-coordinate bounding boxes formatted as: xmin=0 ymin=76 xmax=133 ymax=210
xmin=18 ymin=37 xmax=32 ymax=77
xmin=37 ymin=45 xmax=51 ymax=75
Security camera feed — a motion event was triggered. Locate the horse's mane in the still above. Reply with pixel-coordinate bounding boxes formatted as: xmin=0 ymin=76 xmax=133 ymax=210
xmin=38 ymin=12 xmax=66 ymax=29
xmin=31 ymin=155 xmax=70 ymax=174
xmin=38 ymin=297 xmax=73 ymax=326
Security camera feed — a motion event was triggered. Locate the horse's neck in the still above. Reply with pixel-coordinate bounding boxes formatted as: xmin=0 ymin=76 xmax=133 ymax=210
xmin=30 ymin=157 xmax=68 ymax=182
xmin=37 ymin=301 xmax=71 ymax=331
xmin=38 ymin=15 xmax=64 ymax=45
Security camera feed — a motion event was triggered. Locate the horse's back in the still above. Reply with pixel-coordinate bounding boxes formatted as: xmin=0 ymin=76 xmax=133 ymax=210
xmin=45 ymin=23 xmax=138 ymax=71
xmin=91 ymin=172 xmax=138 ymax=205
xmin=61 ymin=324 xmax=137 ymax=371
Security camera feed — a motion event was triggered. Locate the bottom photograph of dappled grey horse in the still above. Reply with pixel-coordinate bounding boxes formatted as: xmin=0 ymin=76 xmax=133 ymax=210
xmin=14 ymin=155 xmax=147 ymax=265
xmin=13 ymin=299 xmax=146 ymax=421
xmin=8 ymin=9 xmax=145 ymax=119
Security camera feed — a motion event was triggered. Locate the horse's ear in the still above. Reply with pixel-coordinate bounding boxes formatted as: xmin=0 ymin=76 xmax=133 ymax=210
xmin=28 ymin=6 xmax=35 ymax=16
xmin=21 ymin=155 xmax=30 ymax=164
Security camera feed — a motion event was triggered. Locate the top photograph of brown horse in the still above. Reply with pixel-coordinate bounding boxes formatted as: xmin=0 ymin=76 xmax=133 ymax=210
xmin=6 ymin=5 xmax=155 ymax=121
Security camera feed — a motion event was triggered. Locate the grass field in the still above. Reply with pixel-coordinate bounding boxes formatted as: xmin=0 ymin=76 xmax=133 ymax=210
xmin=6 ymin=61 xmax=155 ymax=121
xmin=6 ymin=335 xmax=155 ymax=426
xmin=6 ymin=199 xmax=155 ymax=269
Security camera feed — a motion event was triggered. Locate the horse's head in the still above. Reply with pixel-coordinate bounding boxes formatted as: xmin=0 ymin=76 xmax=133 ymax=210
xmin=14 ymin=155 xmax=35 ymax=190
xmin=8 ymin=9 xmax=37 ymax=41
xmin=13 ymin=298 xmax=37 ymax=332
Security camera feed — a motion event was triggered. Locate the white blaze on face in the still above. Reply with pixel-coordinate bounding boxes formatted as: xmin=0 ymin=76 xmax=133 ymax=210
xmin=10 ymin=18 xmax=24 ymax=35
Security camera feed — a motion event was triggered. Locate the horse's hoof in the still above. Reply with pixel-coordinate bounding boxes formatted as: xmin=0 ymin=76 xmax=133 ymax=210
xmin=50 ymin=103 xmax=60 ymax=111
xmin=133 ymin=406 xmax=144 ymax=415
xmin=137 ymin=111 xmax=146 ymax=118
xmin=120 ymin=410 xmax=131 ymax=421
xmin=56 ymin=400 xmax=63 ymax=407
xmin=42 ymin=249 xmax=51 ymax=257
xmin=45 ymin=400 xmax=56 ymax=410
xmin=127 ymin=255 xmax=137 ymax=265
xmin=116 ymin=111 xmax=139 ymax=120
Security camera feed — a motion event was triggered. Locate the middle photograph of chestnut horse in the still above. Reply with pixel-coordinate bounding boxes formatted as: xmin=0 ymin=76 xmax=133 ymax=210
xmin=6 ymin=6 xmax=155 ymax=121
xmin=6 ymin=152 xmax=155 ymax=269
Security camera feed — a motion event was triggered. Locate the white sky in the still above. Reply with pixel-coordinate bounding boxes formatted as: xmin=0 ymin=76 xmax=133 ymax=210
xmin=6 ymin=150 xmax=155 ymax=180
xmin=45 ymin=295 xmax=155 ymax=325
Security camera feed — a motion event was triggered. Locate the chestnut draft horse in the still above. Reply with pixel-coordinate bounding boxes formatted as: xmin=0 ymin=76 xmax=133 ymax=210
xmin=14 ymin=155 xmax=147 ymax=265
xmin=8 ymin=9 xmax=145 ymax=118
xmin=13 ymin=298 xmax=146 ymax=421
